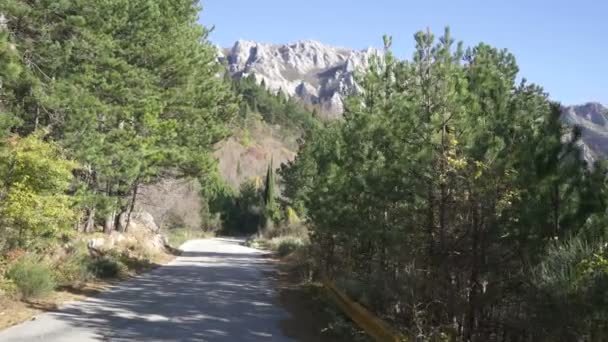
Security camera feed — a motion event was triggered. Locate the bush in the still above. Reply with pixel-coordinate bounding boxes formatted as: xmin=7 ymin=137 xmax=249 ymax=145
xmin=276 ymin=238 xmax=304 ymax=257
xmin=7 ymin=257 xmax=56 ymax=299
xmin=88 ymin=257 xmax=127 ymax=279
xmin=55 ymin=249 xmax=94 ymax=286
xmin=54 ymin=241 xmax=94 ymax=285
xmin=247 ymin=235 xmax=308 ymax=257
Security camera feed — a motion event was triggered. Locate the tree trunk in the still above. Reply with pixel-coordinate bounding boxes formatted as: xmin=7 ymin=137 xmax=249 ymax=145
xmin=104 ymin=210 xmax=115 ymax=234
xmin=34 ymin=105 xmax=40 ymax=131
xmin=123 ymin=182 xmax=139 ymax=233
xmin=84 ymin=208 xmax=96 ymax=233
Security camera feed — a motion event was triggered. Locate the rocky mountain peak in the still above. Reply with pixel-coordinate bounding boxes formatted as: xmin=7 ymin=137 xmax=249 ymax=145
xmin=561 ymin=102 xmax=608 ymax=162
xmin=222 ymin=39 xmax=382 ymax=117
xmin=221 ymin=40 xmax=608 ymax=163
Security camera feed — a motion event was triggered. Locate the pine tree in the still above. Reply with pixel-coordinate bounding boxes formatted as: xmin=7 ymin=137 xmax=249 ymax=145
xmin=282 ymin=28 xmax=608 ymax=340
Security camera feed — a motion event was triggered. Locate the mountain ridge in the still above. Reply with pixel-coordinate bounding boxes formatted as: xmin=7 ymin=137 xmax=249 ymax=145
xmin=221 ymin=39 xmax=608 ymax=160
xmin=220 ymin=39 xmax=382 ymax=117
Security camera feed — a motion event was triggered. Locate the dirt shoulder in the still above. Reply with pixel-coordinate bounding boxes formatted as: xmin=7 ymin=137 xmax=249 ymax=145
xmin=272 ymin=255 xmax=367 ymax=342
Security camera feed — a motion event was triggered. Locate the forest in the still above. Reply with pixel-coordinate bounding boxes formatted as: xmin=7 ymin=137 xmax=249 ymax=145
xmin=0 ymin=1 xmax=607 ymax=341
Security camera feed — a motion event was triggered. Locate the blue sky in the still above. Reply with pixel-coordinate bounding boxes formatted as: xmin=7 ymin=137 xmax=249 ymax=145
xmin=199 ymin=0 xmax=607 ymax=105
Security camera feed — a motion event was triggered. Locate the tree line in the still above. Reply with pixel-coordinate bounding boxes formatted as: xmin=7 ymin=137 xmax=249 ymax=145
xmin=0 ymin=0 xmax=236 ymax=251
xmin=281 ymin=30 xmax=608 ymax=341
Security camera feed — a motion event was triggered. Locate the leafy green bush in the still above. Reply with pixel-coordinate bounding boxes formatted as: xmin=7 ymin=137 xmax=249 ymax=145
xmin=276 ymin=238 xmax=304 ymax=257
xmin=7 ymin=257 xmax=56 ymax=299
xmin=55 ymin=250 xmax=94 ymax=286
xmin=0 ymin=133 xmax=77 ymax=251
xmin=88 ymin=257 xmax=127 ymax=279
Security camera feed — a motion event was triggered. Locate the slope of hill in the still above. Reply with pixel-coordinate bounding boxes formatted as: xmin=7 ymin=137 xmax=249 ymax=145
xmin=214 ymin=119 xmax=297 ymax=189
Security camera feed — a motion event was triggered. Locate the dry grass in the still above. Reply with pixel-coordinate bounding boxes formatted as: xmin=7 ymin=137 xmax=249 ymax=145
xmin=164 ymin=228 xmax=215 ymax=249
xmin=0 ymin=280 xmax=109 ymax=329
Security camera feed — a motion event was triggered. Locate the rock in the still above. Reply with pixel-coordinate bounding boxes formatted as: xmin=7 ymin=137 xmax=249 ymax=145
xmin=134 ymin=211 xmax=160 ymax=233
xmin=147 ymin=234 xmax=168 ymax=250
xmin=222 ymin=39 xmax=382 ymax=117
xmin=118 ymin=211 xmax=160 ymax=233
xmin=561 ymin=103 xmax=608 ymax=163
xmin=88 ymin=238 xmax=103 ymax=249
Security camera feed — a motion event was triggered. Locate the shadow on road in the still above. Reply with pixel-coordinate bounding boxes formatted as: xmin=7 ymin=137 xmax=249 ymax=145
xmin=48 ymin=249 xmax=290 ymax=341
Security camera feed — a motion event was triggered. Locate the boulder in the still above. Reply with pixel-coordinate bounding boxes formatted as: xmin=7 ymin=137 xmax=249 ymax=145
xmin=118 ymin=211 xmax=160 ymax=233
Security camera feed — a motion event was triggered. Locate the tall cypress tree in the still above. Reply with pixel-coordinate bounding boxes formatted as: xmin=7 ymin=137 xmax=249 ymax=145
xmin=263 ymin=157 xmax=280 ymax=228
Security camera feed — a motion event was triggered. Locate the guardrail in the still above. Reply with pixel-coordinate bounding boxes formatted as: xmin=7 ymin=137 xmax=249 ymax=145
xmin=322 ymin=278 xmax=407 ymax=342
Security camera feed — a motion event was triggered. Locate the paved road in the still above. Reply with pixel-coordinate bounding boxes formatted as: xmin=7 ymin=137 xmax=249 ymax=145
xmin=0 ymin=238 xmax=293 ymax=342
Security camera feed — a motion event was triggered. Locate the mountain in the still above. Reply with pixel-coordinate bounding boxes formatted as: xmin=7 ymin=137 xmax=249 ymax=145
xmin=221 ymin=40 xmax=381 ymax=118
xmin=561 ymin=102 xmax=608 ymax=163
xmin=221 ymin=40 xmax=607 ymax=162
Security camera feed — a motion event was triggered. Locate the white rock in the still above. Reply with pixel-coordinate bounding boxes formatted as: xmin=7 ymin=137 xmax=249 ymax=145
xmin=224 ymin=39 xmax=382 ymax=116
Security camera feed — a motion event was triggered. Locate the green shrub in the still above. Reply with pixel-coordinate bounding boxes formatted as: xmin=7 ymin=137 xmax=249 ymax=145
xmin=268 ymin=236 xmax=307 ymax=256
xmin=54 ymin=241 xmax=95 ymax=286
xmin=7 ymin=257 xmax=56 ymax=299
xmin=277 ymin=239 xmax=303 ymax=257
xmin=55 ymin=254 xmax=94 ymax=286
xmin=88 ymin=257 xmax=127 ymax=279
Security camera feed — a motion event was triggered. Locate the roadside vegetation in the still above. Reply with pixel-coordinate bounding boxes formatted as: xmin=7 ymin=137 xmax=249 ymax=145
xmin=0 ymin=0 xmax=229 ymax=327
xmin=1 ymin=1 xmax=607 ymax=341
xmin=279 ymin=31 xmax=608 ymax=340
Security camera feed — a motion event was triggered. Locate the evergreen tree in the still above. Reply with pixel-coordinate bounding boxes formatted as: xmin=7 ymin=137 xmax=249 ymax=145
xmin=282 ymin=28 xmax=608 ymax=340
xmin=0 ymin=0 xmax=237 ymax=233
xmin=263 ymin=157 xmax=280 ymax=228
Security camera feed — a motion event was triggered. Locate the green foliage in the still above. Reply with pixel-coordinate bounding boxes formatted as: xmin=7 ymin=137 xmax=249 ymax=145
xmin=7 ymin=256 xmax=56 ymax=299
xmin=230 ymin=74 xmax=319 ymax=134
xmin=53 ymin=240 xmax=99 ymax=286
xmin=531 ymin=237 xmax=608 ymax=339
xmin=88 ymin=256 xmax=128 ymax=279
xmin=263 ymin=158 xmax=282 ymax=228
xmin=219 ymin=179 xmax=264 ymax=234
xmin=282 ymin=28 xmax=608 ymax=340
xmin=55 ymin=251 xmax=94 ymax=286
xmin=276 ymin=237 xmax=305 ymax=257
xmin=0 ymin=0 xmax=237 ymax=235
xmin=215 ymin=158 xmax=286 ymax=234
xmin=0 ymin=133 xmax=76 ymax=250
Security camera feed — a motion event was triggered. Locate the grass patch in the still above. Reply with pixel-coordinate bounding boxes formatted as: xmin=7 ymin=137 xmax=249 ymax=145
xmin=247 ymin=235 xmax=308 ymax=256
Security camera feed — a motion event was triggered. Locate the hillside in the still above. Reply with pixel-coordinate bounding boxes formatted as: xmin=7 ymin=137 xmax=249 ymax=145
xmin=214 ymin=120 xmax=297 ymax=189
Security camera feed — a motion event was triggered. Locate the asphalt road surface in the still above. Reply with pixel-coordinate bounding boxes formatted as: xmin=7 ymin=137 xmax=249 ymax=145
xmin=0 ymin=238 xmax=294 ymax=341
